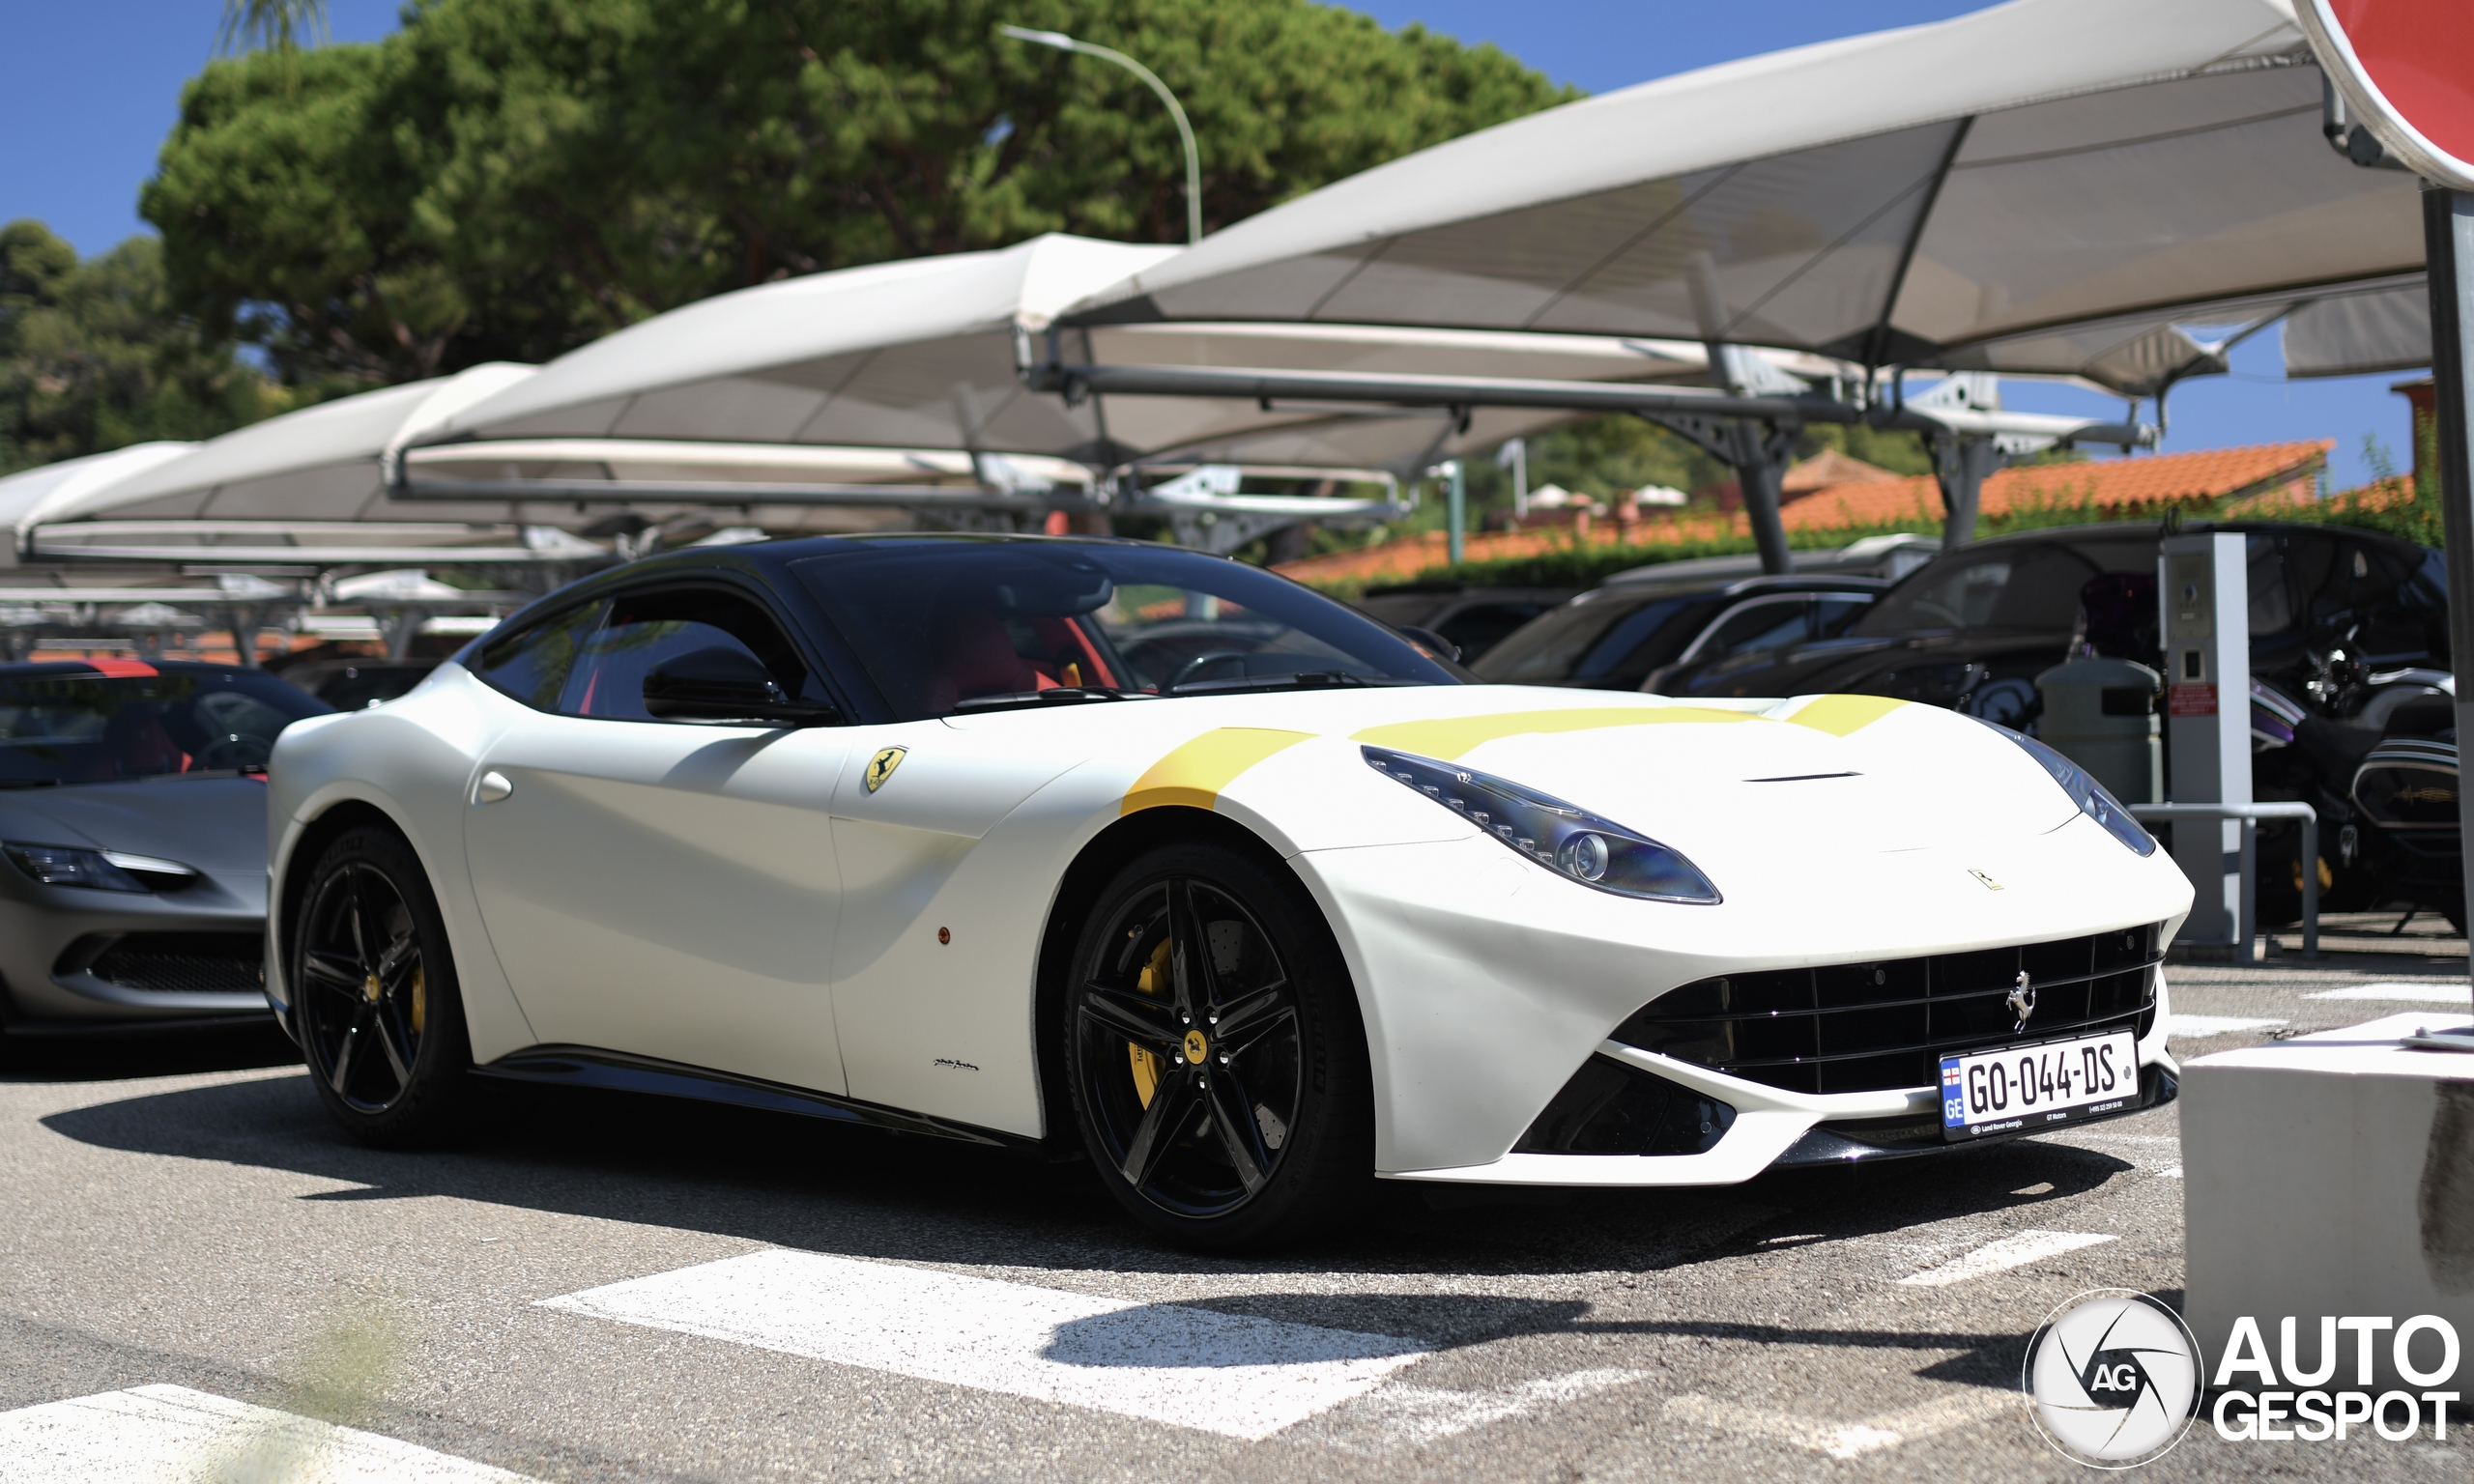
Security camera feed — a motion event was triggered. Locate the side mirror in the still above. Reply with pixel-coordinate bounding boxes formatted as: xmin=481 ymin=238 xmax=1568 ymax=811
xmin=643 ymin=646 xmax=839 ymax=726
xmin=1396 ymin=625 xmax=1462 ymax=664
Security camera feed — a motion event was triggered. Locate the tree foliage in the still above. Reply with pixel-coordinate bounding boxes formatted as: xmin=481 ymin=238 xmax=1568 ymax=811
xmin=1 ymin=220 xmax=291 ymax=477
xmin=145 ymin=0 xmax=1576 ymax=385
xmin=219 ymin=0 xmax=331 ymax=56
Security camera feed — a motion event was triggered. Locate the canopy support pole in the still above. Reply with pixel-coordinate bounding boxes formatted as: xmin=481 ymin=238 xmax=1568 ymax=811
xmin=2422 ymin=185 xmax=2474 ymax=970
xmin=1932 ymin=434 xmax=2004 ymax=550
xmin=1639 ymin=412 xmax=1799 ymax=576
xmin=1730 ymin=424 xmax=1796 ymax=576
xmin=230 ymin=603 xmax=267 ymax=669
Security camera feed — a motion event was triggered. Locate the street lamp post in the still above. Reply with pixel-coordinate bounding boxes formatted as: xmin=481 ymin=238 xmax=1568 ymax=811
xmin=1000 ymin=25 xmax=1202 ymax=245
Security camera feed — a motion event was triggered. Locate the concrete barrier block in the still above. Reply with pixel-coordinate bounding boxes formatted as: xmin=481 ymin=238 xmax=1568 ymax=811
xmin=2184 ymin=1013 xmax=2474 ymax=1389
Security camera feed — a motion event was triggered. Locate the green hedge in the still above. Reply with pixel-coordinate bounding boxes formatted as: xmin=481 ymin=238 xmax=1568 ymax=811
xmin=1307 ymin=482 xmax=2439 ymax=597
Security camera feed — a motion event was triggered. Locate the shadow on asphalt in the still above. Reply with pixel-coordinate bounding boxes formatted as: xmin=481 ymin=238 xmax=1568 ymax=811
xmin=0 ymin=1021 xmax=299 ymax=1082
xmin=36 ymin=1070 xmax=2136 ymax=1301
xmin=1082 ymin=1295 xmax=2038 ymax=1385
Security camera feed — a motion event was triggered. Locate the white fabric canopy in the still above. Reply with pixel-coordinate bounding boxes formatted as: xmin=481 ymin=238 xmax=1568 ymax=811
xmin=57 ymin=364 xmax=539 ymax=528
xmin=1066 ymin=0 xmax=2429 ymax=392
xmin=423 ymin=233 xmax=1782 ymax=478
xmin=0 ymin=443 xmax=195 ymax=567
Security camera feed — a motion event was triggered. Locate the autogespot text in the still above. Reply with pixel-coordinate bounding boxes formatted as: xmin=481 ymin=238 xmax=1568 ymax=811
xmin=2208 ymin=1315 xmax=2461 ymax=1442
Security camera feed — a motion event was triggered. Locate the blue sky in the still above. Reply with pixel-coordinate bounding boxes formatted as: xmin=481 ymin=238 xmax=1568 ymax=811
xmin=3 ymin=1 xmax=2419 ymax=485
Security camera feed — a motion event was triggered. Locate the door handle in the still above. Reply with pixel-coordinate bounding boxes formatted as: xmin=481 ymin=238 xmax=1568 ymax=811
xmin=474 ymin=770 xmax=513 ymax=805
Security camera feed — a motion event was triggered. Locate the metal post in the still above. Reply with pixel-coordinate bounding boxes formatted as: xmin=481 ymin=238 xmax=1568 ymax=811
xmin=382 ymin=607 xmax=420 ymax=662
xmin=2130 ymin=802 xmax=2318 ymax=959
xmin=1446 ymin=460 xmax=1466 ymax=566
xmin=1001 ymin=27 xmax=1201 ymax=244
xmin=2300 ymin=811 xmax=2319 ymax=960
xmin=2159 ymin=533 xmax=2253 ymax=951
xmin=1500 ymin=438 xmax=1529 ymax=521
xmin=2238 ymin=818 xmax=2258 ymax=966
xmin=1934 ymin=434 xmax=2000 ymax=550
xmin=2425 ymin=186 xmax=2474 ymax=982
xmin=1730 ymin=424 xmax=1794 ymax=576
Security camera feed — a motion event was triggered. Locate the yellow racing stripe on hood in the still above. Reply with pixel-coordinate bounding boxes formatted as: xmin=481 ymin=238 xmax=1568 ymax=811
xmin=1123 ymin=728 xmax=1316 ymax=814
xmin=1778 ymin=695 xmax=1909 ymax=736
xmin=1351 ymin=706 xmax=1751 ymax=761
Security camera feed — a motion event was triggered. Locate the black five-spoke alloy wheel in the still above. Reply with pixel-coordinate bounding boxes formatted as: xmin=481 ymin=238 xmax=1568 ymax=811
xmin=295 ymin=826 xmax=478 ymax=1146
xmin=1067 ymin=842 xmax=1370 ymax=1248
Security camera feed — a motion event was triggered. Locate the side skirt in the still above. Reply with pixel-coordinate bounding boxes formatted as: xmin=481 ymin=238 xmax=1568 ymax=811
xmin=472 ymin=1044 xmax=1026 ymax=1151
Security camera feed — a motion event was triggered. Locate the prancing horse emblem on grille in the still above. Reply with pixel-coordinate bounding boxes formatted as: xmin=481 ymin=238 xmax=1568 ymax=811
xmin=2006 ymin=970 xmax=2037 ymax=1031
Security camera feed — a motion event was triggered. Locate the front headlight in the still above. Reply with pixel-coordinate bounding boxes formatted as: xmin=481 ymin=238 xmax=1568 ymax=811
xmin=1980 ymin=724 xmax=2157 ymax=857
xmin=3 ymin=842 xmax=199 ymax=893
xmin=1362 ymin=746 xmax=1721 ymax=902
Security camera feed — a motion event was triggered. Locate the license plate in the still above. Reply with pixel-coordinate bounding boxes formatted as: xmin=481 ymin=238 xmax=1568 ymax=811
xmin=1940 ymin=1030 xmax=2140 ymax=1140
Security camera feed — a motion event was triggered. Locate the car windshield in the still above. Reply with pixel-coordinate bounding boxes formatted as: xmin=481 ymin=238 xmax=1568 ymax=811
xmin=1471 ymin=591 xmax=1707 ymax=684
xmin=791 ymin=539 xmax=1457 ymax=720
xmin=1853 ymin=544 xmax=2106 ymax=636
xmin=0 ymin=667 xmax=331 ymax=787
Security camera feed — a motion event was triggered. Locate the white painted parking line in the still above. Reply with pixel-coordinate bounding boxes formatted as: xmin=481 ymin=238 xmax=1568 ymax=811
xmin=2165 ymin=1013 xmax=2286 ymax=1039
xmin=540 ymin=1249 xmax=1428 ymax=1441
xmin=2306 ymin=983 xmax=2474 ymax=1006
xmin=1665 ymin=1387 xmax=2016 ymax=1459
xmin=1893 ymin=1230 xmax=2116 ymax=1288
xmin=0 ymin=1384 xmax=533 ymax=1483
xmin=1324 ymin=1368 xmax=1650 ymax=1449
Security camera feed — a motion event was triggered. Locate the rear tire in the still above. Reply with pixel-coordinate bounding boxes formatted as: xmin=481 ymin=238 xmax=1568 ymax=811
xmin=1064 ymin=840 xmax=1372 ymax=1250
xmin=292 ymin=825 xmax=480 ymax=1147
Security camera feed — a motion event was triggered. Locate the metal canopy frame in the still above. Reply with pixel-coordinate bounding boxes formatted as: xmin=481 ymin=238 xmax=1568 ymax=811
xmin=1018 ymin=333 xmax=2156 ymax=572
xmin=381 ymin=446 xmax=1414 ymax=556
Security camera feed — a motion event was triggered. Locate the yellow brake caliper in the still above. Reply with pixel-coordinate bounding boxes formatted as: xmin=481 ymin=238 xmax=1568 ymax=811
xmin=1129 ymin=937 xmax=1170 ymax=1107
xmin=409 ymin=964 xmax=426 ymax=1039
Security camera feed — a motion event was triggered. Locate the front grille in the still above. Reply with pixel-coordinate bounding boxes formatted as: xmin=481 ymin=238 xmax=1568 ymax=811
xmin=1612 ymin=923 xmax=2163 ymax=1095
xmin=78 ymin=932 xmax=264 ymax=993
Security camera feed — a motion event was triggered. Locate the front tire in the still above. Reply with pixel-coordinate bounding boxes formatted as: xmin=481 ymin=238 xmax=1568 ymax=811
xmin=293 ymin=825 xmax=479 ymax=1147
xmin=1065 ymin=841 xmax=1372 ymax=1249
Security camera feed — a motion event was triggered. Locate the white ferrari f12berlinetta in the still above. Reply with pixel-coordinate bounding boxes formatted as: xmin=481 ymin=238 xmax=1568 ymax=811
xmin=265 ymin=534 xmax=2192 ymax=1247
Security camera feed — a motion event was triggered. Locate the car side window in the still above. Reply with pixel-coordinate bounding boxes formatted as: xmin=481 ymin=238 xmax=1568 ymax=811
xmin=1812 ymin=594 xmax=1872 ymax=638
xmin=1691 ymin=598 xmax=1813 ymax=662
xmin=2246 ymin=535 xmax=2292 ymax=637
xmin=472 ymin=600 xmax=605 ymax=711
xmin=557 ymin=585 xmax=811 ymax=722
xmin=1573 ymin=596 xmax=1707 ymax=682
xmin=1434 ymin=602 xmax=1553 ymax=662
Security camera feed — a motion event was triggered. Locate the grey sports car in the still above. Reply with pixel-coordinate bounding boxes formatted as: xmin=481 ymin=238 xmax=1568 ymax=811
xmin=0 ymin=659 xmax=331 ymax=1034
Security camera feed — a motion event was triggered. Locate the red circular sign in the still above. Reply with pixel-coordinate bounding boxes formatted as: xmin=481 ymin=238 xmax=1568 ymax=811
xmin=2305 ymin=0 xmax=2474 ymax=187
xmin=2333 ymin=0 xmax=2474 ymax=159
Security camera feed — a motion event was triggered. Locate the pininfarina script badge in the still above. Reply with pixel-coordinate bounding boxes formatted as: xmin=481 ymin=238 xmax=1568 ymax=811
xmin=864 ymin=746 xmax=907 ymax=793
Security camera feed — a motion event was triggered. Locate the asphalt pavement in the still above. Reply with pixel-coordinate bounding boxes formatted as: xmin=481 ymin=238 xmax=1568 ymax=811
xmin=2 ymin=914 xmax=2468 ymax=1482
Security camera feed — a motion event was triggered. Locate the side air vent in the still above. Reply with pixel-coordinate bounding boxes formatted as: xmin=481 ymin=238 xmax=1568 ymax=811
xmin=59 ymin=932 xmax=265 ymax=994
xmin=1514 ymin=1057 xmax=1737 ymax=1156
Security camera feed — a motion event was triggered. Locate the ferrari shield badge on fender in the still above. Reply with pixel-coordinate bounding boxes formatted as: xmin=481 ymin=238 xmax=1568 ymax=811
xmin=865 ymin=746 xmax=908 ymax=793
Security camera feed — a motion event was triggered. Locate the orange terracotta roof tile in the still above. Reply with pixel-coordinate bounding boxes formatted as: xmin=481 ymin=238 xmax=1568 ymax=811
xmin=1276 ymin=441 xmax=2334 ymax=586
xmin=1274 ymin=514 xmax=1743 ymax=585
xmin=1778 ymin=441 xmax=2330 ymax=531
